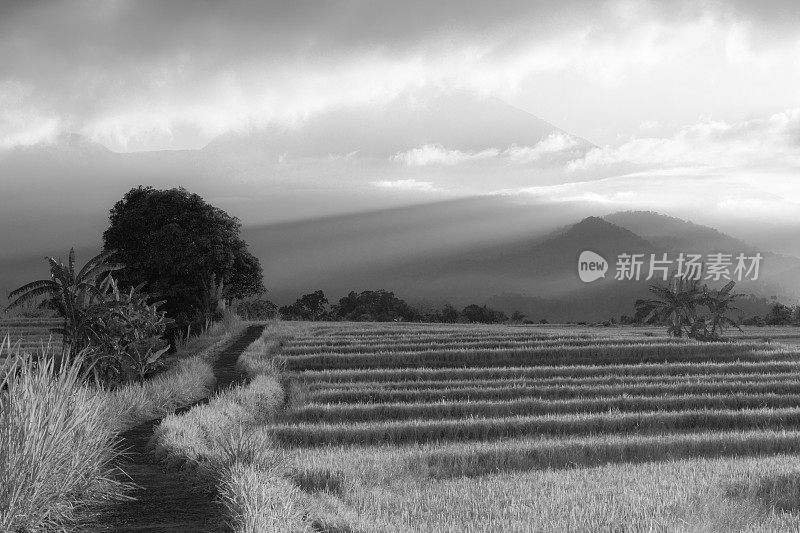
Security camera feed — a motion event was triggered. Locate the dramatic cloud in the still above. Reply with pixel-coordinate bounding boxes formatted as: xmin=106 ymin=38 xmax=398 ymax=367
xmin=2 ymin=0 xmax=800 ymax=151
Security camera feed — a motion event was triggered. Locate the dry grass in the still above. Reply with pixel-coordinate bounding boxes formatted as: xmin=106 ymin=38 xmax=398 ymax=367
xmin=259 ymin=322 xmax=800 ymax=530
xmin=295 ymin=359 xmax=800 ymax=384
xmin=301 ymin=378 xmax=800 ymax=405
xmin=299 ymin=453 xmax=800 ymax=532
xmin=287 ymin=392 xmax=800 ymax=423
xmin=219 ymin=462 xmax=312 ymax=533
xmin=0 ymin=313 xmax=247 ymax=532
xmin=279 ymin=341 xmax=786 ymax=371
xmin=0 ymin=341 xmax=125 ymax=531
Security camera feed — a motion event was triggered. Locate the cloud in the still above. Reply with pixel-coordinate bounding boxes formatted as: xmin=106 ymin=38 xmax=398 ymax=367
xmin=392 ymin=134 xmax=581 ymax=167
xmin=391 ymin=145 xmax=499 ymax=166
xmin=0 ymin=82 xmax=61 ymax=149
xmin=567 ymin=109 xmax=800 ymax=171
xmin=371 ymin=179 xmax=443 ymax=192
xmin=504 ymin=133 xmax=580 ymax=163
xmin=3 ymin=0 xmax=800 ymax=151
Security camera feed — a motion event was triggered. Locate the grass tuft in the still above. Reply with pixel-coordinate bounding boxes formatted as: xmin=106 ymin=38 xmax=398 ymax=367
xmin=0 ymin=341 xmax=126 ymax=531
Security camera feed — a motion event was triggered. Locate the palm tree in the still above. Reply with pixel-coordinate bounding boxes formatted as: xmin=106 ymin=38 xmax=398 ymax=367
xmin=6 ymin=248 xmax=122 ymax=356
xmin=700 ymin=280 xmax=742 ymax=340
xmin=636 ymin=275 xmax=702 ymax=337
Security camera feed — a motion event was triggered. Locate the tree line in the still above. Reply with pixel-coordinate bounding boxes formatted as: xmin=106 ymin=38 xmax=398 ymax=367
xmin=236 ymin=289 xmax=516 ymax=324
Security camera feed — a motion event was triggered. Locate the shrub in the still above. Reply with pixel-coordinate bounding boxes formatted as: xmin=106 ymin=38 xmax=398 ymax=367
xmin=89 ymin=279 xmax=172 ymax=383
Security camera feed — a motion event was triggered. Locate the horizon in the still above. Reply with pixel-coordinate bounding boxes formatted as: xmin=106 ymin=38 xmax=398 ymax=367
xmin=2 ymin=0 xmax=800 ymax=315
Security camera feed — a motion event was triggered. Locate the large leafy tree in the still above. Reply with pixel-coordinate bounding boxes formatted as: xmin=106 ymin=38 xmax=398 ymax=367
xmin=102 ymin=187 xmax=265 ymax=325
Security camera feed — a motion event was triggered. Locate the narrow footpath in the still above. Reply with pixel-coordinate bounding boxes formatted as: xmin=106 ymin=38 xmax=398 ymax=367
xmin=84 ymin=324 xmax=265 ymax=532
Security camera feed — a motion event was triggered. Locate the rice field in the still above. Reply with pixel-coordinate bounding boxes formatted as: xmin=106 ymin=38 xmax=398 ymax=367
xmin=0 ymin=318 xmax=63 ymax=356
xmin=267 ymin=322 xmax=800 ymax=531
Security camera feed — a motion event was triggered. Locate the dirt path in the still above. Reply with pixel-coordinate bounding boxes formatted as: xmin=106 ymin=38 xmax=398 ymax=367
xmin=84 ymin=324 xmax=265 ymax=533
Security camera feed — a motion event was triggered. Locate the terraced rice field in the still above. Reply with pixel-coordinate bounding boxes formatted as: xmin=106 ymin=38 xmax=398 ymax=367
xmin=0 ymin=317 xmax=63 ymax=356
xmin=270 ymin=323 xmax=800 ymax=531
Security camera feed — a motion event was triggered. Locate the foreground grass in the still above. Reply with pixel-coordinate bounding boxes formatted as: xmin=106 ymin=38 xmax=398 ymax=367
xmin=0 ymin=313 xmax=246 ymax=532
xmin=0 ymin=345 xmax=124 ymax=531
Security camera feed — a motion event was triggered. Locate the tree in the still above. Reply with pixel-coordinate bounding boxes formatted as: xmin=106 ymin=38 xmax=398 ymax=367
xmin=765 ymin=303 xmax=794 ymax=325
xmin=461 ymin=304 xmax=507 ymax=324
xmin=637 ymin=276 xmax=743 ymax=341
xmin=280 ymin=290 xmax=329 ymax=320
xmin=6 ymin=248 xmax=122 ymax=358
xmin=236 ymin=298 xmax=278 ymax=320
xmin=636 ymin=276 xmax=702 ymax=337
xmin=438 ymin=304 xmax=461 ymax=323
xmin=102 ymin=187 xmax=264 ymax=326
xmin=298 ymin=290 xmax=329 ymax=320
xmin=699 ymin=281 xmax=742 ymax=340
xmin=510 ymin=311 xmax=527 ymax=323
xmin=332 ymin=290 xmax=417 ymax=322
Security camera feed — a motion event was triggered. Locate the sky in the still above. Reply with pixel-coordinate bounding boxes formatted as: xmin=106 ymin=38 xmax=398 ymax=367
xmin=1 ymin=0 xmax=800 ymax=256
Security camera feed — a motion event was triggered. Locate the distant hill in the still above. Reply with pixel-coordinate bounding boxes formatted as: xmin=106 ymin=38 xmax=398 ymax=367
xmin=2 ymin=204 xmax=794 ymax=321
xmin=603 ymin=211 xmax=753 ymax=253
xmin=241 ymin=208 xmax=796 ymax=322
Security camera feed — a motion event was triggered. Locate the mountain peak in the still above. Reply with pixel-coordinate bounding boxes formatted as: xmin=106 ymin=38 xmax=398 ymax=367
xmin=566 ymin=216 xmax=647 ymax=241
xmin=603 ymin=210 xmax=753 ymax=253
xmin=204 ymin=90 xmax=592 ymax=158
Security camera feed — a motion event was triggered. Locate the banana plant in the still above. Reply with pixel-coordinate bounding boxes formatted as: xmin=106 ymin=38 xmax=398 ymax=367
xmin=700 ymin=280 xmax=742 ymax=340
xmin=6 ymin=248 xmax=122 ymax=358
xmin=637 ymin=275 xmax=703 ymax=338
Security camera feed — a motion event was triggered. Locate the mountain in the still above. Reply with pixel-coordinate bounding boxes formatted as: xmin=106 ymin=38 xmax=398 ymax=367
xmin=242 ymin=209 xmax=797 ymax=322
xmin=204 ymin=91 xmax=593 ymax=159
xmin=603 ymin=211 xmax=800 ymax=301
xmin=603 ymin=211 xmax=752 ymax=253
xmin=2 ymin=201 xmax=793 ymax=321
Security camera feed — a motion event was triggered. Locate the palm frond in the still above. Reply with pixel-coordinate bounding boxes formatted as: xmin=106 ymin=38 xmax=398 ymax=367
xmin=6 ymin=284 xmax=58 ymax=309
xmin=7 ymin=279 xmax=57 ymax=300
xmin=75 ymin=249 xmax=121 ymax=282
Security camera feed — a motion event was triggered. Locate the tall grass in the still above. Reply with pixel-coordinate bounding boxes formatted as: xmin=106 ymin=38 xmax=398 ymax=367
xmin=219 ymin=462 xmax=312 ymax=533
xmin=0 ymin=341 xmax=125 ymax=531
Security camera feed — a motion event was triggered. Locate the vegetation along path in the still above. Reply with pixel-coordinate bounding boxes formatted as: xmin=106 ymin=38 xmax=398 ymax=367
xmin=86 ymin=325 xmax=266 ymax=533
